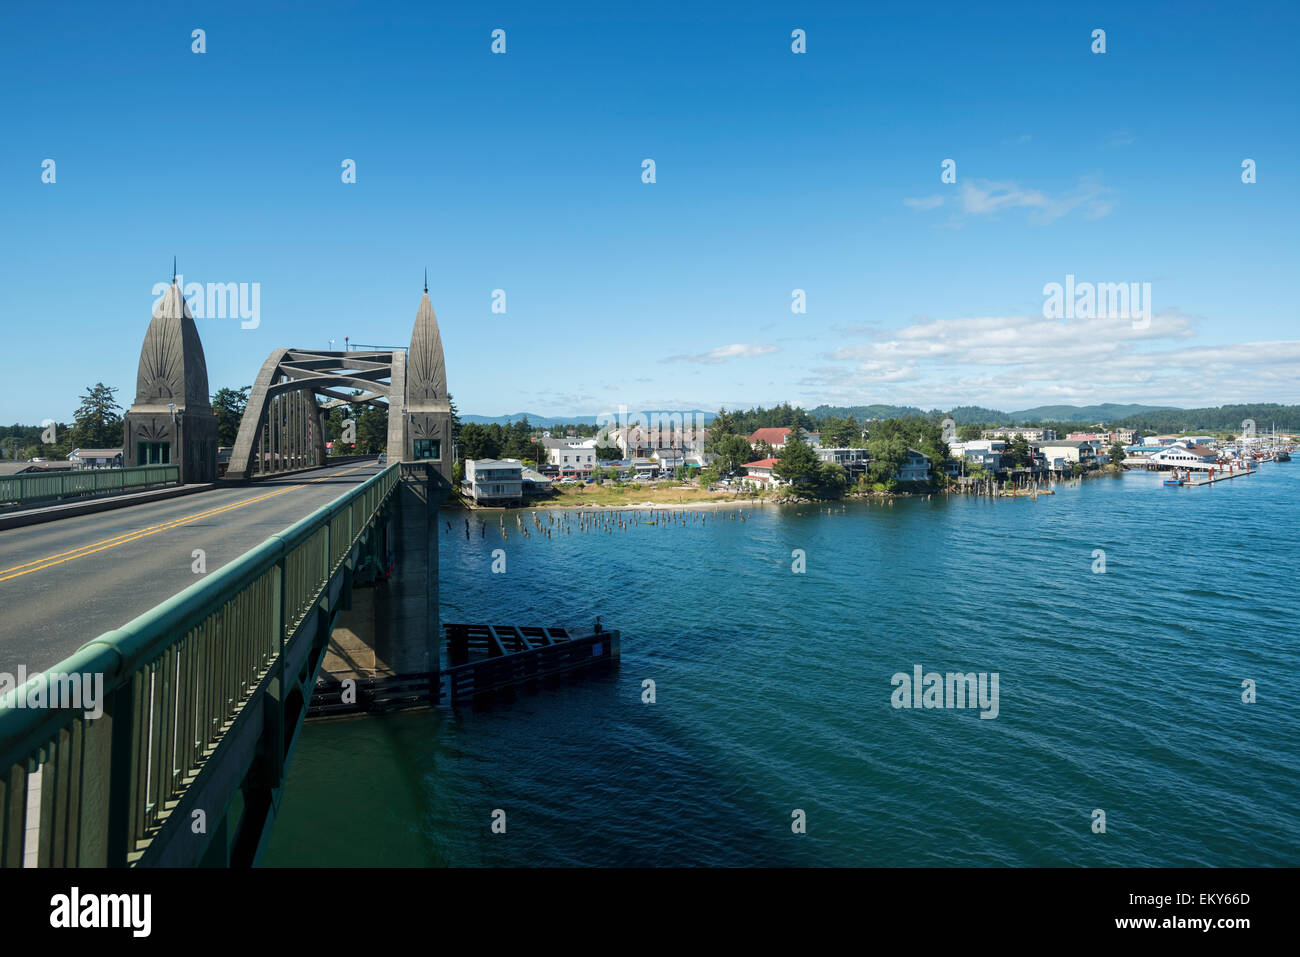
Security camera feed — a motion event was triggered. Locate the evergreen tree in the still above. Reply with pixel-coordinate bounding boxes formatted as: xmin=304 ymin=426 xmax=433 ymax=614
xmin=211 ymin=386 xmax=250 ymax=446
xmin=71 ymin=383 xmax=123 ymax=449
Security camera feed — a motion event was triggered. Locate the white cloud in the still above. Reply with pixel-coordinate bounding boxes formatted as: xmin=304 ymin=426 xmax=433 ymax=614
xmin=906 ymin=178 xmax=1115 ymax=224
xmin=903 ymin=195 xmax=945 ymax=210
xmin=812 ymin=311 xmax=1300 ymax=408
xmin=662 ymin=343 xmax=781 ymax=364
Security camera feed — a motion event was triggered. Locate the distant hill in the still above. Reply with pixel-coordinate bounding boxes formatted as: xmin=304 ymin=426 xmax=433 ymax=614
xmin=807 ymin=403 xmax=1178 ymax=425
xmin=462 ymin=403 xmax=1300 ymax=432
xmin=1009 ymin=403 xmax=1177 ymax=423
xmin=460 ymin=410 xmax=717 ymax=428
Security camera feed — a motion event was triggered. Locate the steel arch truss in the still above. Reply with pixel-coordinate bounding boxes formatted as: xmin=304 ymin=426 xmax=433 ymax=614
xmin=226 ymin=349 xmax=400 ymax=479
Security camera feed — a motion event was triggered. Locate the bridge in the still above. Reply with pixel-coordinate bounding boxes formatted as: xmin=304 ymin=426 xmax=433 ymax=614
xmin=0 ymin=273 xmax=462 ymax=866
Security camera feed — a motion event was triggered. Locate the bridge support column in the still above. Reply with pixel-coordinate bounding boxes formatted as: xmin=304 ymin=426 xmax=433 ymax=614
xmin=323 ymin=464 xmax=448 ymax=693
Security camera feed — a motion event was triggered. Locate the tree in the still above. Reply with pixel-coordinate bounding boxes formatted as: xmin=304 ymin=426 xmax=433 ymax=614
xmin=710 ymin=407 xmax=738 ymax=437
xmin=867 ymin=434 xmax=908 ymax=485
xmin=448 ymin=393 xmax=461 ymax=442
xmin=821 ymin=416 xmax=861 ymax=448
xmin=1008 ymin=435 xmax=1031 ymax=469
xmin=708 ymin=434 xmax=754 ymax=475
xmin=700 ymin=465 xmax=720 ymax=487
xmin=71 ymin=383 xmax=123 ymax=449
xmin=816 ymin=462 xmax=848 ymax=495
xmin=1109 ymin=441 xmax=1127 ymax=468
xmin=957 ymin=424 xmax=982 ymax=441
xmin=354 ymin=406 xmax=388 ymax=453
xmin=773 ymin=434 xmax=819 ymax=486
xmin=211 ymin=386 xmax=250 ymax=446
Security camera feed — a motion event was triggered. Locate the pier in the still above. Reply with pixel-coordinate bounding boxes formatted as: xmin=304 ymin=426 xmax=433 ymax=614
xmin=1182 ymin=466 xmax=1256 ymax=486
xmin=309 ymin=622 xmax=619 ymax=715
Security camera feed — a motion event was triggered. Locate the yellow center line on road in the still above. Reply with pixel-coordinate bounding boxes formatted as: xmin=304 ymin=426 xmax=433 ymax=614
xmin=0 ymin=463 xmax=377 ymax=584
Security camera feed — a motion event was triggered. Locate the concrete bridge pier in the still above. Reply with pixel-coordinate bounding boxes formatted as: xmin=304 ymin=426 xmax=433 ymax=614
xmin=322 ymin=464 xmax=449 ymax=697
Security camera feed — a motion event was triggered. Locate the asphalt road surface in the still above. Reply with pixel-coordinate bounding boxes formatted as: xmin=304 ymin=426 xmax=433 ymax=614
xmin=0 ymin=461 xmax=386 ymax=674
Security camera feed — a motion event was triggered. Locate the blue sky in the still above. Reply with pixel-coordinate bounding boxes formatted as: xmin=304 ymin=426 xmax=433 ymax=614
xmin=2 ymin=0 xmax=1297 ymax=423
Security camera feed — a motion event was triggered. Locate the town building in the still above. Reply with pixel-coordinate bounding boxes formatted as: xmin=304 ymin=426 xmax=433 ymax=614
xmin=948 ymin=439 xmax=1005 ymax=471
xmin=1067 ymin=430 xmax=1136 ymax=445
xmin=608 ymin=425 xmax=708 ymax=462
xmin=1038 ymin=440 xmax=1096 ymax=471
xmin=741 ymin=457 xmax=784 ymax=487
xmin=981 ymin=427 xmax=1057 ymax=443
xmin=1148 ymin=444 xmax=1219 ymax=470
xmin=748 ymin=427 xmax=792 ymax=451
xmin=521 ymin=467 xmax=554 ymax=495
xmin=68 ymin=448 xmax=124 ymax=469
xmin=541 ymin=437 xmax=599 ymax=477
xmin=1122 ymin=443 xmax=1165 ymax=466
xmin=630 ymin=457 xmax=661 ymax=480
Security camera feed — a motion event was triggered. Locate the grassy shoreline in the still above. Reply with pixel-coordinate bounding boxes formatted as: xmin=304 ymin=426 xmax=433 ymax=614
xmin=444 ymin=482 xmax=952 ymax=511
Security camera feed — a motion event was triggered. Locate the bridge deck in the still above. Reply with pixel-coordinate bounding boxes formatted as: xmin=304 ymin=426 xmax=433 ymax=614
xmin=0 ymin=460 xmax=386 ymax=675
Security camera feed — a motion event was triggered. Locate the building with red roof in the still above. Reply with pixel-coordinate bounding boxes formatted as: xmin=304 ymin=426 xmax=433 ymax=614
xmin=748 ymin=427 xmax=792 ymax=449
xmin=741 ymin=457 xmax=784 ymax=486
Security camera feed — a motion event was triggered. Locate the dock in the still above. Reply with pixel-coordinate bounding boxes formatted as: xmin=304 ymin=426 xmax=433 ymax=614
xmin=309 ymin=622 xmax=619 ymax=716
xmin=1182 ymin=466 xmax=1255 ymax=487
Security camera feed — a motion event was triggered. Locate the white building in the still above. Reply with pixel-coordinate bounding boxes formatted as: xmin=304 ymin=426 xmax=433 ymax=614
xmin=541 ymin=437 xmax=599 ymax=476
xmin=981 ymin=427 xmax=1057 ymax=443
xmin=741 ymin=457 xmax=786 ymax=487
xmin=464 ymin=458 xmax=523 ymax=505
xmin=1149 ymin=445 xmax=1219 ymax=470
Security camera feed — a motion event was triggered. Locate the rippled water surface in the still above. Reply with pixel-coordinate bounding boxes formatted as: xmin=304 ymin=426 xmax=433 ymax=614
xmin=266 ymin=467 xmax=1300 ymax=866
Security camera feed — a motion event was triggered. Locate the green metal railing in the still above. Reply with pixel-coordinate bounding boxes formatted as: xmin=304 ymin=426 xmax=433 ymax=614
xmin=0 ymin=465 xmax=180 ymax=510
xmin=0 ymin=463 xmax=400 ymax=867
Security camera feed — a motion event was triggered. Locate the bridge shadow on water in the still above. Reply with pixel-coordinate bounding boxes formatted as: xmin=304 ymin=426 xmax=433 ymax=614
xmin=262 ymin=667 xmax=814 ymax=867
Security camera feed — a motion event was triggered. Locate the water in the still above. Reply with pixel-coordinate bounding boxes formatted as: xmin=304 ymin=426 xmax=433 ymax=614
xmin=265 ymin=467 xmax=1300 ymax=866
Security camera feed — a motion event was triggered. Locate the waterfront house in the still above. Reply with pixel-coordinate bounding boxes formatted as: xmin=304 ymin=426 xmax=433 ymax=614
xmin=950 ymin=440 xmax=1004 ymax=472
xmin=817 ymin=446 xmax=869 ymax=479
xmin=464 ymin=458 xmax=524 ymax=505
xmin=897 ymin=449 xmax=932 ymax=483
xmin=1038 ymin=440 xmax=1096 ymax=472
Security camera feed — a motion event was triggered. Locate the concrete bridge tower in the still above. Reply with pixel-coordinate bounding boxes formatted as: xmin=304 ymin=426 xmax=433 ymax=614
xmin=123 ymin=274 xmax=218 ymax=483
xmin=325 ymin=281 xmax=452 ymax=690
xmin=390 ymin=273 xmax=454 ymax=480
